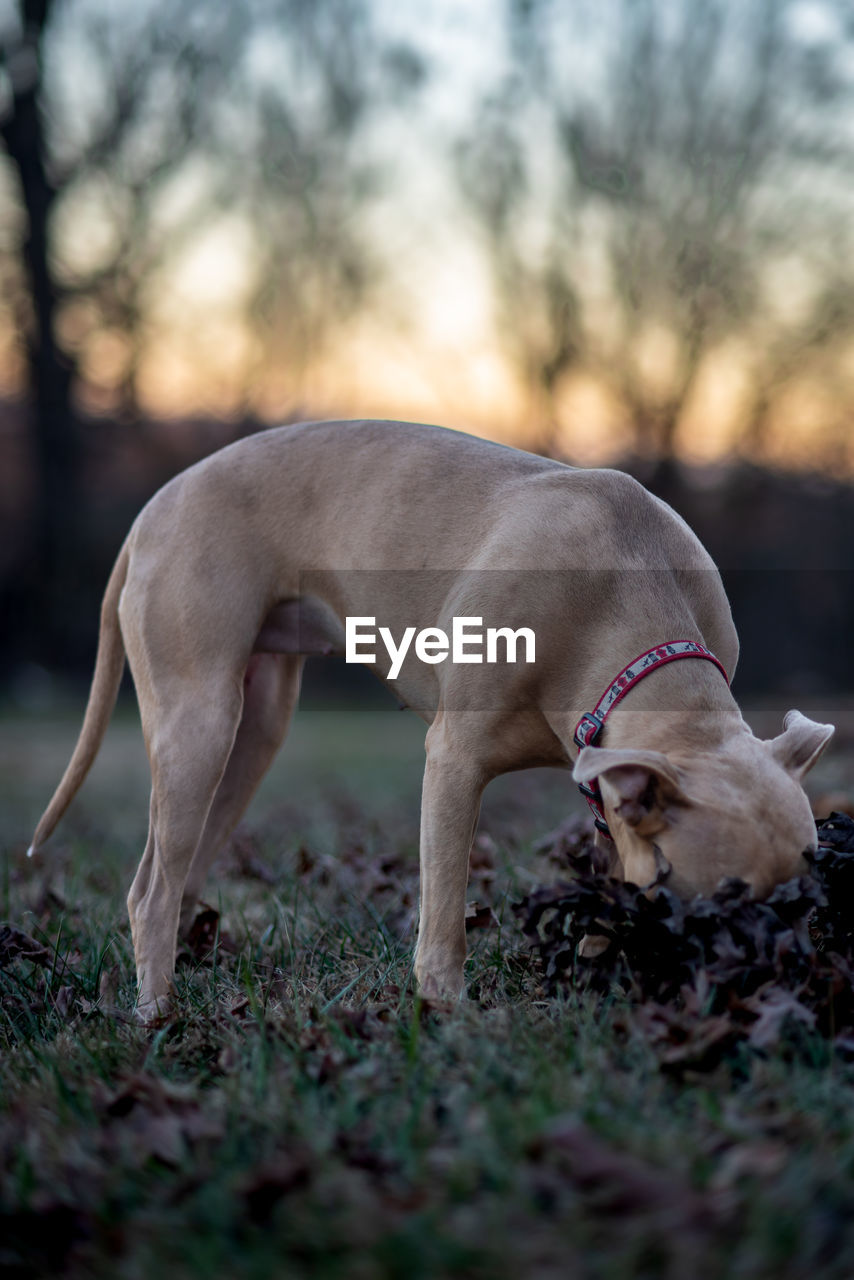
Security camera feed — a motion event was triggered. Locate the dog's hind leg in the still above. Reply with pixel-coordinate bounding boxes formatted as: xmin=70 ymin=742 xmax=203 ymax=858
xmin=178 ymin=653 xmax=304 ymax=932
xmin=127 ymin=670 xmax=244 ymax=1022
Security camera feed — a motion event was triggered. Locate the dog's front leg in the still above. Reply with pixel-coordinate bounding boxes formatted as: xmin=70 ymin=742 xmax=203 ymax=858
xmin=413 ymin=721 xmax=486 ymax=1005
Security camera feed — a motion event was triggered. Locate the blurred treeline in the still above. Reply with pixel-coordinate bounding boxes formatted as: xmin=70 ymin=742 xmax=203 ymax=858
xmin=1 ymin=0 xmax=854 ymax=700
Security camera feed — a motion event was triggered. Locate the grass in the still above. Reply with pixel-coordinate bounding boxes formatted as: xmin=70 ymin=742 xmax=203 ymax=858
xmin=3 ymin=706 xmax=854 ymax=1278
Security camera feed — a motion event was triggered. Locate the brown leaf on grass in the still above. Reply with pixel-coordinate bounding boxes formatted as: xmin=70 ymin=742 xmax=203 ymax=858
xmin=335 ymin=1121 xmax=398 ymax=1176
xmin=330 ymin=1006 xmax=393 ymax=1039
xmin=348 ymin=847 xmax=409 ymax=898
xmin=102 ymin=1073 xmax=223 ymax=1167
xmin=226 ymin=827 xmax=277 ymax=884
xmin=527 ymin=1118 xmax=723 ymax=1230
xmin=298 ymin=1030 xmax=346 ymax=1085
xmin=740 ymin=986 xmax=816 ymax=1049
xmin=258 ymin=968 xmax=293 ymax=1011
xmin=98 ymin=962 xmax=121 ymax=1008
xmin=180 ymin=904 xmax=238 ymax=963
xmin=515 ymin=812 xmax=854 ymax=1070
xmin=465 ymin=901 xmax=500 ymax=931
xmin=709 ymin=1140 xmax=789 ymax=1190
xmin=631 ymin=1003 xmax=739 ymax=1073
xmin=296 ymin=847 xmax=341 ymax=886
xmin=382 ymin=898 xmax=417 ymax=943
xmin=216 ymin=1042 xmax=243 ymax=1073
xmin=532 ymin=814 xmax=608 ymax=870
xmin=50 ymin=984 xmax=78 ymax=1020
xmin=70 ymin=963 xmax=133 ymax=1023
xmin=0 ymin=924 xmax=53 ymax=968
xmin=296 ymin=1007 xmax=393 ymax=1084
xmin=242 ymin=1153 xmax=313 ymax=1224
xmin=296 ymin=844 xmax=316 ymax=876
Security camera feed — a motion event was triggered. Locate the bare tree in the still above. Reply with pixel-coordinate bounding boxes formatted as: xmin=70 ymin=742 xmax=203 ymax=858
xmin=460 ymin=0 xmax=854 ymax=467
xmin=0 ymin=0 xmax=422 ymax=663
xmin=1 ymin=0 xmax=76 ymax=598
xmin=45 ymin=0 xmax=422 ymax=419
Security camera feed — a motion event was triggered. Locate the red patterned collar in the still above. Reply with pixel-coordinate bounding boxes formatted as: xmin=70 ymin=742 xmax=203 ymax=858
xmin=573 ymin=641 xmax=730 ymax=839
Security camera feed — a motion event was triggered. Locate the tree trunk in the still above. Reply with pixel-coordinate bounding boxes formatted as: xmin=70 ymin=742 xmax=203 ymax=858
xmin=2 ymin=0 xmax=80 ymax=663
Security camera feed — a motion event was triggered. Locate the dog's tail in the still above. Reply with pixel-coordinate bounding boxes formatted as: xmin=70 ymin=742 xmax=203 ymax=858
xmin=27 ymin=539 xmax=131 ymax=856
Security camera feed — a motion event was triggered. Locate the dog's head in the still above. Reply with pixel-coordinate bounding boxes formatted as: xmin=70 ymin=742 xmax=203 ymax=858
xmin=572 ymin=710 xmax=834 ymax=897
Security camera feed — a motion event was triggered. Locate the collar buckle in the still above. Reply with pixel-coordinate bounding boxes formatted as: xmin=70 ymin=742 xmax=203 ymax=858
xmin=573 ymin=710 xmax=605 ymax=751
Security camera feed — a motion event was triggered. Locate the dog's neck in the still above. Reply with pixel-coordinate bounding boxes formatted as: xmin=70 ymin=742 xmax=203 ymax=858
xmin=584 ymin=656 xmax=747 ymax=756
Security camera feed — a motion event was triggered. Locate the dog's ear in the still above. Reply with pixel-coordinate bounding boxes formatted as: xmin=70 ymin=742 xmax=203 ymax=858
xmin=573 ymin=747 xmax=688 ymax=833
xmin=769 ymin=710 xmax=834 ymax=779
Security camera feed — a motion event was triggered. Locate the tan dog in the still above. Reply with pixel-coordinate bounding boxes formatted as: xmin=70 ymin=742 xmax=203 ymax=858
xmin=28 ymin=420 xmax=834 ymax=1019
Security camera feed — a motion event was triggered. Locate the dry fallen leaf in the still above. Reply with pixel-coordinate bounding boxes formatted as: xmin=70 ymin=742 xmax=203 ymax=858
xmin=709 ymin=1140 xmax=789 ymax=1190
xmin=0 ymin=924 xmax=53 ymax=968
xmin=242 ymin=1154 xmax=313 ymax=1224
xmin=465 ymin=902 xmax=500 ymax=931
xmin=102 ymin=1073 xmax=224 ymax=1166
xmin=179 ymin=904 xmax=238 ymax=963
xmin=515 ymin=812 xmax=854 ymax=1068
xmin=527 ymin=1116 xmax=724 ymax=1231
xmin=226 ymin=827 xmax=277 ymax=884
xmin=741 ymin=985 xmax=816 ymax=1049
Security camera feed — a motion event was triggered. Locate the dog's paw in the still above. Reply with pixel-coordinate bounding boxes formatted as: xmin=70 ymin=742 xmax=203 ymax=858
xmin=133 ymin=995 xmax=174 ymax=1029
xmin=414 ymin=970 xmax=466 ymax=1015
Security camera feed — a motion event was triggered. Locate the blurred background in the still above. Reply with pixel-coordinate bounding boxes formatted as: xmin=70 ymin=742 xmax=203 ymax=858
xmin=2 ymin=0 xmax=854 ymax=704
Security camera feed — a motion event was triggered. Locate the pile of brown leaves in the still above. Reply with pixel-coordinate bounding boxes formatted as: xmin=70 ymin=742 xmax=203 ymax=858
xmin=516 ymin=813 xmax=854 ymax=1070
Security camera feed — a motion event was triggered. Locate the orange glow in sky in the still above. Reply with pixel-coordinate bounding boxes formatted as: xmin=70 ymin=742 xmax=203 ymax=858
xmin=3 ymin=0 xmax=854 ymax=477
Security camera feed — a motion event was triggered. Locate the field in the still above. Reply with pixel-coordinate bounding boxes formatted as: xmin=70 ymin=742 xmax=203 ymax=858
xmin=3 ymin=701 xmax=854 ymax=1279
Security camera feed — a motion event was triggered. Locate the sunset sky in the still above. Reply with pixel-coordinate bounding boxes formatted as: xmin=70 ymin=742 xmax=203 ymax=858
xmin=2 ymin=0 xmax=853 ymax=471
